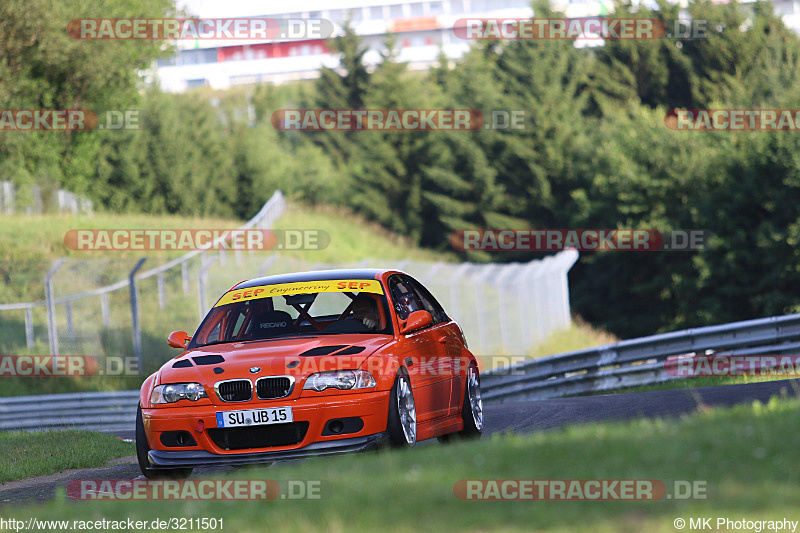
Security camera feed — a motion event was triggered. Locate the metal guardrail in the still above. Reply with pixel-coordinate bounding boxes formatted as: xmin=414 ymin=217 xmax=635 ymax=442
xmin=482 ymin=313 xmax=800 ymax=403
xmin=4 ymin=313 xmax=800 ymax=433
xmin=0 ymin=390 xmax=139 ymax=434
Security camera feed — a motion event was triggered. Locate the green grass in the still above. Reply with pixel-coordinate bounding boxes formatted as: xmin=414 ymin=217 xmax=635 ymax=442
xmin=595 ymin=373 xmax=798 ymax=396
xmin=273 ymin=202 xmax=455 ymax=264
xmin=0 ymin=430 xmax=134 ymax=483
xmin=528 ymin=317 xmax=619 ymax=359
xmin=475 ymin=318 xmax=617 ymax=373
xmin=5 ymin=394 xmax=799 ymax=531
xmin=0 ymin=201 xmax=452 ymax=264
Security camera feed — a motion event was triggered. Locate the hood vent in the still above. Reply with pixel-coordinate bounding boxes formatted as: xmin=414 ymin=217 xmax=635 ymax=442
xmin=172 ymin=359 xmax=192 ymax=368
xmin=299 ymin=345 xmax=347 ymax=357
xmin=193 ymin=354 xmax=225 ymax=365
xmin=298 ymin=345 xmax=367 ymax=357
xmin=336 ymin=346 xmax=366 ymax=355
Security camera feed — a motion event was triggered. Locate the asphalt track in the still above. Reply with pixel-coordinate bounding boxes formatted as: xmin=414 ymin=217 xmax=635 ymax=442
xmin=2 ymin=378 xmax=798 ymax=505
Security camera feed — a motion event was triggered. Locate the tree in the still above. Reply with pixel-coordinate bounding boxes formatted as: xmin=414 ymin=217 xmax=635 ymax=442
xmin=0 ymin=0 xmax=173 ymax=196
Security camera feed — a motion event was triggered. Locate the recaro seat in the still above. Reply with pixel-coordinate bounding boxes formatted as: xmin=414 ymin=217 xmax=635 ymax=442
xmin=251 ymin=310 xmax=294 ymax=339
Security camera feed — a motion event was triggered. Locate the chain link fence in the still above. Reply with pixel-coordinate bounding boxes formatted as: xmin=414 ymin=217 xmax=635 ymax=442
xmin=0 ymin=191 xmax=578 ymax=375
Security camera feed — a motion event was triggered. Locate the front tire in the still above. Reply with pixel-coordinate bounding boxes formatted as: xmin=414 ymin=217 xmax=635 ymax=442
xmin=386 ymin=372 xmax=416 ymax=447
xmin=136 ymin=405 xmax=193 ymax=479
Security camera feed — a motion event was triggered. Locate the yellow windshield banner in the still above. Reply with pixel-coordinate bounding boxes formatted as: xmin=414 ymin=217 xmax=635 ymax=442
xmin=214 ymin=279 xmax=384 ymax=307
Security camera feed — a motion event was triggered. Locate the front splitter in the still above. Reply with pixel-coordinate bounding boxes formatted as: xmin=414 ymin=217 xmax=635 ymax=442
xmin=147 ymin=432 xmax=388 ymax=469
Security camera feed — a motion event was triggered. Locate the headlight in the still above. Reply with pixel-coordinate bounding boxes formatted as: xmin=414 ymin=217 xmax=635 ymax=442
xmin=303 ymin=370 xmax=376 ymax=392
xmin=150 ymin=383 xmax=208 ymax=404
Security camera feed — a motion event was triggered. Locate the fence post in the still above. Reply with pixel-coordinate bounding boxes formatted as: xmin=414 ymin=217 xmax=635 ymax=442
xmin=448 ymin=263 xmax=471 ymax=326
xmin=24 ymin=309 xmax=34 ymax=349
xmin=129 ymin=258 xmax=147 ymax=370
xmin=515 ymin=263 xmax=533 ymax=349
xmin=1 ymin=181 xmax=14 ymax=214
xmin=421 ymin=262 xmax=444 ymax=285
xmin=157 ymin=272 xmax=166 ymax=310
xmin=495 ymin=264 xmax=522 ymax=354
xmin=45 ymin=258 xmax=65 ymax=359
xmin=473 ymin=264 xmax=498 ymax=354
xmin=198 ymin=254 xmax=218 ymax=320
xmin=181 ymin=262 xmax=189 ymax=294
xmin=66 ymin=303 xmax=74 ymax=337
xmin=258 ymin=255 xmax=277 ymax=278
xmin=555 ymin=249 xmax=579 ymax=329
xmin=532 ymin=258 xmax=549 ymax=346
xmin=101 ymin=293 xmax=110 ymax=327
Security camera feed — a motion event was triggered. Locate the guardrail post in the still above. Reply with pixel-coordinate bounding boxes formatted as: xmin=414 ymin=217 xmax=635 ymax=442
xmin=129 ymin=258 xmax=147 ymax=371
xmin=24 ymin=309 xmax=34 ymax=349
xmin=45 ymin=258 xmax=65 ymax=359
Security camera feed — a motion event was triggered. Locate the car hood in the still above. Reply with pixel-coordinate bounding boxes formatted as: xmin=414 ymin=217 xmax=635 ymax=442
xmin=156 ymin=335 xmax=393 ymax=387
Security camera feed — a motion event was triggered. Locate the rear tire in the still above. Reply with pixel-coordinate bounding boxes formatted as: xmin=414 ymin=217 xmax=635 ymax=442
xmin=457 ymin=361 xmax=483 ymax=439
xmin=136 ymin=405 xmax=193 ymax=479
xmin=386 ymin=372 xmax=416 ymax=447
xmin=439 ymin=361 xmax=483 ymax=442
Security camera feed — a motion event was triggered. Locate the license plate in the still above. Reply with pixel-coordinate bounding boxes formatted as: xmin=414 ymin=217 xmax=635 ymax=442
xmin=216 ymin=407 xmax=292 ymax=428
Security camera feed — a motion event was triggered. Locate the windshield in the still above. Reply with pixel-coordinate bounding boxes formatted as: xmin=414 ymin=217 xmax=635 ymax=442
xmin=189 ymin=280 xmax=393 ymax=348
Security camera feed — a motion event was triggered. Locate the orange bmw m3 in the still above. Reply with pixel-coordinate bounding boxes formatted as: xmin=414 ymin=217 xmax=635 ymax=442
xmin=136 ymin=269 xmax=483 ymax=478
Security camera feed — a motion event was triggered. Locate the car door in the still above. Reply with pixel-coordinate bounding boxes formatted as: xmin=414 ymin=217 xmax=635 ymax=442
xmin=389 ymin=274 xmax=452 ymax=421
xmin=404 ymin=276 xmax=463 ymax=416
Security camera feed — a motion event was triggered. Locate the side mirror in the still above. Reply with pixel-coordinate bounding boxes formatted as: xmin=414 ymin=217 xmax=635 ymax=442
xmin=167 ymin=330 xmax=190 ymax=349
xmin=400 ymin=310 xmax=433 ymax=335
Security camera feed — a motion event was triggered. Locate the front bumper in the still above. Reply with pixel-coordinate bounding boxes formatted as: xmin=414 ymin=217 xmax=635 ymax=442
xmin=142 ymin=390 xmax=391 ymax=465
xmin=147 ymin=432 xmax=388 ymax=468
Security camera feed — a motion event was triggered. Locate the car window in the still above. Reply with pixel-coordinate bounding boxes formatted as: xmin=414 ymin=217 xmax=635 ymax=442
xmin=190 ymin=286 xmax=393 ymax=347
xmin=388 ymin=275 xmax=424 ymax=321
xmin=405 ymin=276 xmax=449 ymax=324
